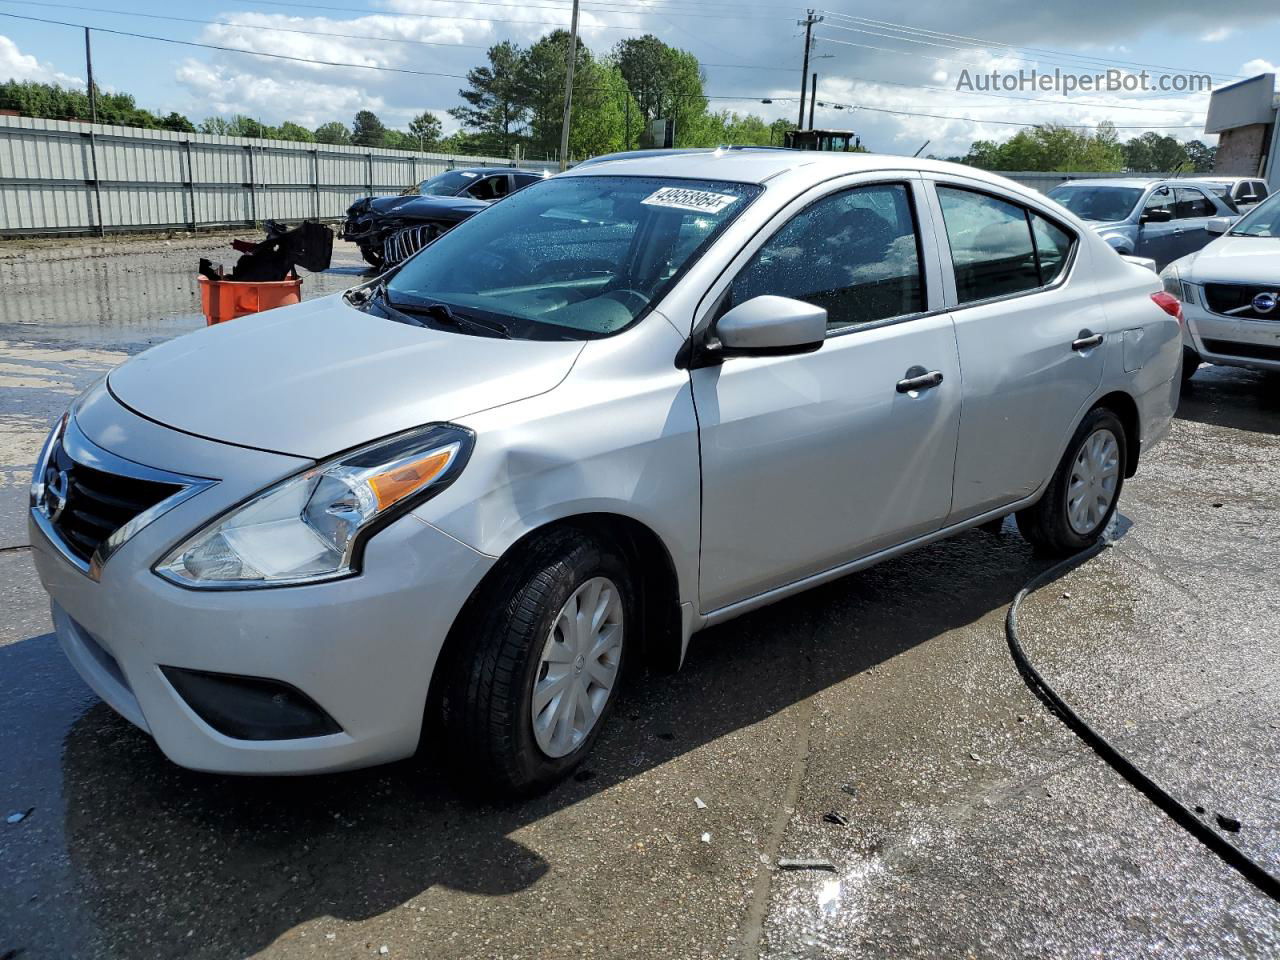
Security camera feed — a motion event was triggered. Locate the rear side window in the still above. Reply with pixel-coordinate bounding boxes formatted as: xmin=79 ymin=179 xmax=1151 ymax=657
xmin=938 ymin=187 xmax=1075 ymax=303
xmin=938 ymin=187 xmax=1039 ymax=302
xmin=1175 ymin=187 xmax=1216 ymax=218
xmin=729 ymin=183 xmax=925 ymax=331
xmin=1254 ymin=181 xmax=1269 ymax=199
xmin=514 ymin=173 xmax=543 ymax=188
xmin=1030 ymin=214 xmax=1074 ymax=285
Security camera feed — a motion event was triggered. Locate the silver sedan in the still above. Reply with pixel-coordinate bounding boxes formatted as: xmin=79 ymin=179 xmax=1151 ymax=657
xmin=30 ymin=152 xmax=1182 ymax=793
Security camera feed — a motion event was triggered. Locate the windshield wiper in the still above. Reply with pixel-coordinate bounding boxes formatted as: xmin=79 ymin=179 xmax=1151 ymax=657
xmin=386 ymin=296 xmax=512 ymax=339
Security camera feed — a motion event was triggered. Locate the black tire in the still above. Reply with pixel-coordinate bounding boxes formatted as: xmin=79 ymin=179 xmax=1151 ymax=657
xmin=1181 ymin=346 xmax=1201 ymax=383
xmin=1016 ymin=407 xmax=1127 ymax=555
xmin=441 ymin=529 xmax=633 ymax=795
xmin=360 ymin=245 xmax=384 ymax=269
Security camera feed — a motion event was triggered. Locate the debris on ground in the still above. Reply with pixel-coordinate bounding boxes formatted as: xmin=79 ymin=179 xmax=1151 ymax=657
xmin=1062 ymin=591 xmax=1072 ymax=600
xmin=1215 ymin=813 xmax=1242 ymax=833
xmin=969 ymin=752 xmax=982 ymax=761
xmin=840 ymin=784 xmax=858 ymax=798
xmin=6 ymin=808 xmax=34 ymax=824
xmin=822 ymin=812 xmax=849 ymax=826
xmin=700 ymin=832 xmax=712 ymax=843
xmin=1212 ymin=502 xmax=1224 ymax=508
xmin=378 ymin=947 xmax=389 ymax=956
xmin=777 ymin=858 xmax=837 ymax=872
xmin=694 ymin=797 xmax=707 ymax=809
xmin=198 ymin=220 xmax=333 ymax=283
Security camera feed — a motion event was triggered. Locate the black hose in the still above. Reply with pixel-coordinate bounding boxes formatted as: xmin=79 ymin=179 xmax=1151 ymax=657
xmin=1005 ymin=542 xmax=1280 ymax=902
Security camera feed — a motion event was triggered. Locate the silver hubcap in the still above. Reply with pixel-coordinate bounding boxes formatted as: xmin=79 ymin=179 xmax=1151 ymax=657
xmin=531 ymin=577 xmax=623 ymax=758
xmin=1067 ymin=428 xmax=1120 ymax=535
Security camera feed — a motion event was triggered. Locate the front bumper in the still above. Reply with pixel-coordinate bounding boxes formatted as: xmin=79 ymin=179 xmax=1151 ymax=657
xmin=30 ymin=401 xmax=494 ymax=775
xmin=1185 ymin=297 xmax=1280 ymax=372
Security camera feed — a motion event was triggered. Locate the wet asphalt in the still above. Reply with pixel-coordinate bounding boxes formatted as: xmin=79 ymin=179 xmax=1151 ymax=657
xmin=1 ymin=234 xmax=1278 ymax=959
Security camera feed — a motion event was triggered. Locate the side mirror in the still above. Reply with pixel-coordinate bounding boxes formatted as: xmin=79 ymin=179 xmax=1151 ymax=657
xmin=1206 ymin=217 xmax=1233 ymax=235
xmin=1140 ymin=209 xmax=1173 ymax=224
xmin=716 ymin=295 xmax=826 ymax=359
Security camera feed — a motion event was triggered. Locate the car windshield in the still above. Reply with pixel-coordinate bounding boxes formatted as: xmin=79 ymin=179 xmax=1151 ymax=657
xmin=385 ymin=175 xmax=761 ymax=339
xmin=417 ymin=171 xmax=486 ymax=196
xmin=1229 ymin=191 xmax=1280 ymax=237
xmin=1046 ymin=185 xmax=1143 ymax=222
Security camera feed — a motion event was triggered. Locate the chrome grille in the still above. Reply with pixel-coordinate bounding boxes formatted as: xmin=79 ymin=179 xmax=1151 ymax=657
xmin=383 ymin=223 xmax=441 ymax=266
xmin=45 ymin=440 xmax=180 ymax=563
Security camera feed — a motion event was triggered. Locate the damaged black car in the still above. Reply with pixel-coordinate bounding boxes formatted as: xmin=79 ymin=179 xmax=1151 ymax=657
xmin=342 ymin=167 xmax=547 ymax=269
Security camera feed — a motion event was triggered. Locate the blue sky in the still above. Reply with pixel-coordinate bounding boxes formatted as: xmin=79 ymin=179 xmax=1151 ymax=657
xmin=1 ymin=0 xmax=1278 ymax=157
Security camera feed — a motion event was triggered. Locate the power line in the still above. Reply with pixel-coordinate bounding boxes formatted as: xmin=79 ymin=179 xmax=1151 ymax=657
xmin=817 ymin=10 xmax=1245 ymax=82
xmin=0 ymin=10 xmax=1208 ymax=135
xmin=0 ymin=0 xmax=487 ymax=49
xmin=0 ymin=11 xmax=470 ymax=77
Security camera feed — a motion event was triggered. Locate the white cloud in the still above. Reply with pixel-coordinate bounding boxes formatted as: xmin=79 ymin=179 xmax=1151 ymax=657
xmin=1239 ymin=58 xmax=1279 ymax=76
xmin=1201 ymin=27 xmax=1234 ymax=42
xmin=0 ymin=33 xmax=83 ymax=87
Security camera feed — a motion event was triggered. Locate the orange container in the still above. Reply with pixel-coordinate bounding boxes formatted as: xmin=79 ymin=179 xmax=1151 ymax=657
xmin=198 ymin=274 xmax=303 ymax=325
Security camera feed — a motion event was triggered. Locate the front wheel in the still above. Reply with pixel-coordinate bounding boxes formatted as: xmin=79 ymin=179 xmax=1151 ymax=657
xmin=1181 ymin=346 xmax=1202 ymax=383
xmin=441 ymin=529 xmax=632 ymax=794
xmin=1016 ymin=407 xmax=1126 ymax=555
xmin=360 ymin=245 xmax=384 ymax=269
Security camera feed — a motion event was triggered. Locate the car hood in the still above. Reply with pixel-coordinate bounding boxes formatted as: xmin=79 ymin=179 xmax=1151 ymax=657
xmin=1180 ymin=235 xmax=1280 ymax=283
xmin=107 ymin=293 xmax=585 ymax=460
xmin=369 ymin=194 xmax=490 ymax=218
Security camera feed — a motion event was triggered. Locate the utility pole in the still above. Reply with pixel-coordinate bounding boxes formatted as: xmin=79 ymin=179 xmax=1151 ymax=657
xmin=797 ymin=9 xmax=822 ymax=129
xmin=809 ymin=73 xmax=817 ymax=129
xmin=84 ymin=27 xmax=97 ymax=123
xmin=557 ymin=0 xmax=581 ymax=172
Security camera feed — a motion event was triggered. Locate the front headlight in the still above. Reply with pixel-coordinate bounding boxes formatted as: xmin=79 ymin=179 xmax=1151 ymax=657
xmin=156 ymin=424 xmax=473 ymax=589
xmin=1159 ymin=264 xmax=1193 ymax=303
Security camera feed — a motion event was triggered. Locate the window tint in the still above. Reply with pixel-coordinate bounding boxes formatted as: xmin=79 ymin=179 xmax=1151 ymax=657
xmin=1030 ymin=214 xmax=1074 ymax=285
xmin=1253 ymin=181 xmax=1269 ymax=199
xmin=466 ymin=175 xmax=510 ymax=201
xmin=1144 ymin=187 xmax=1176 ymax=218
xmin=937 ymin=187 xmax=1039 ymax=302
xmin=729 ymin=183 xmax=924 ymax=331
xmin=513 ymin=173 xmax=543 ymax=188
xmin=1175 ymin=187 xmax=1216 ymax=218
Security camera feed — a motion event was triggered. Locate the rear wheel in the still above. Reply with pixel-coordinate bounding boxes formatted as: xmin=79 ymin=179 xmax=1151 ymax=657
xmin=441 ymin=529 xmax=632 ymax=794
xmin=1017 ymin=407 xmax=1126 ymax=555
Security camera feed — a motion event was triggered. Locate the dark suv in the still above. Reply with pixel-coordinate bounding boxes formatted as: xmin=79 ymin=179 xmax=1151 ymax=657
xmin=342 ymin=167 xmax=546 ymax=269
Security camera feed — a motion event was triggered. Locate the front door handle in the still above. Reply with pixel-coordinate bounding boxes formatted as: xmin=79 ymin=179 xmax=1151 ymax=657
xmin=896 ymin=369 xmax=944 ymax=393
xmin=1072 ymin=332 xmax=1104 ymax=351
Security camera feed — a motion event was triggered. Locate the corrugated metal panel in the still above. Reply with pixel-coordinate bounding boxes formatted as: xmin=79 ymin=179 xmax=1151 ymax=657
xmin=0 ymin=116 xmax=558 ymax=235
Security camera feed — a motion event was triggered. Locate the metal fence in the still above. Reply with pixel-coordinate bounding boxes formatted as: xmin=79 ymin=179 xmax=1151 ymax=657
xmin=0 ymin=116 xmax=558 ymax=236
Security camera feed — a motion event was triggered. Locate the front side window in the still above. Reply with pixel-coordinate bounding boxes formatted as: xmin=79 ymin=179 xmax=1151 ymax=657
xmin=1144 ymin=187 xmax=1176 ymax=219
xmin=386 ymin=175 xmax=760 ymax=339
xmin=466 ymin=175 xmax=510 ymax=201
xmin=1175 ymin=187 xmax=1216 ymax=218
xmin=1229 ymin=191 xmax=1280 ymax=237
xmin=937 ymin=187 xmax=1039 ymax=302
xmin=728 ymin=183 xmax=925 ymax=331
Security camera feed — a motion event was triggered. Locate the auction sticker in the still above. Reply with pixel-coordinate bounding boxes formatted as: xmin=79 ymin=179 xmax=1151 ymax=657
xmin=641 ymin=187 xmax=739 ymax=214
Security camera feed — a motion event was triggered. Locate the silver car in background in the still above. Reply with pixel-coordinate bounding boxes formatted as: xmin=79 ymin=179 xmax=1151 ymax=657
xmin=1162 ymin=190 xmax=1280 ymax=381
xmin=29 ymin=153 xmax=1181 ymax=794
xmin=1046 ymin=178 xmax=1237 ymax=269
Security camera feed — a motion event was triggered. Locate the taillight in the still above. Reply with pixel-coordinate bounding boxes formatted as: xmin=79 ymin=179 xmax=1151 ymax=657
xmin=1151 ymin=291 xmax=1183 ymax=327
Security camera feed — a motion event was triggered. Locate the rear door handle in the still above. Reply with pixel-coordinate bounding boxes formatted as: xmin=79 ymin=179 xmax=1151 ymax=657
xmin=1072 ymin=333 xmax=1104 ymax=351
xmin=896 ymin=369 xmax=944 ymax=393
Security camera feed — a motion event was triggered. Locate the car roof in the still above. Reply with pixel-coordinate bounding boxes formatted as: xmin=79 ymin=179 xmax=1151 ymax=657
xmin=429 ymin=167 xmax=516 ymax=177
xmin=561 ymin=150 xmax=1041 ymax=188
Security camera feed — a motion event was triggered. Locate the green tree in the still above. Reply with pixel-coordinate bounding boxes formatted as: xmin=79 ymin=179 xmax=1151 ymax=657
xmin=1183 ymin=139 xmax=1216 ymax=173
xmin=407 ymin=111 xmax=443 ymax=150
xmin=1123 ymin=132 xmax=1187 ymax=173
xmin=450 ymin=40 xmax=528 ymax=155
xmin=352 ymin=110 xmax=387 ymax=147
xmin=314 ymin=121 xmax=352 ymax=145
xmin=159 ymin=111 xmax=195 ymax=133
xmin=276 ymin=121 xmax=315 ymax=142
xmin=612 ymin=35 xmax=706 ymax=147
xmin=962 ymin=124 xmax=1123 ymax=172
xmin=568 ymin=61 xmax=635 ymax=159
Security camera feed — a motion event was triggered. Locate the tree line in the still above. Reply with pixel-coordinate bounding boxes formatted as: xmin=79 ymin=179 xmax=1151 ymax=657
xmin=945 ymin=122 xmax=1215 ymax=174
xmin=2 ymin=40 xmax=1216 ymax=170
